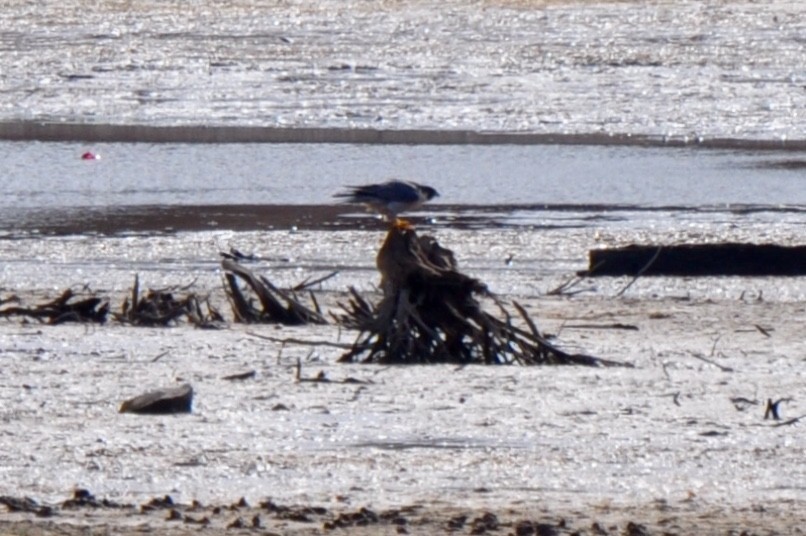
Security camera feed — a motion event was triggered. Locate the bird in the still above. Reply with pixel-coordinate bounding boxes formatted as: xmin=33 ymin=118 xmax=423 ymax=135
xmin=334 ymin=180 xmax=439 ymax=225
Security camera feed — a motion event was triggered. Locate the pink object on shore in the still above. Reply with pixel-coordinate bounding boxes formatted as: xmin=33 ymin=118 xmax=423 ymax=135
xmin=81 ymin=151 xmax=99 ymax=160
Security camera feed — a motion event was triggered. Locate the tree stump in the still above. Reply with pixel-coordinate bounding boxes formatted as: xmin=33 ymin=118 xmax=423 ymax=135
xmin=340 ymin=226 xmax=627 ymax=367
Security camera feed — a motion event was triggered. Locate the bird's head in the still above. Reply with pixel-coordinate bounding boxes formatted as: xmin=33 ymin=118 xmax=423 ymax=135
xmin=419 ymin=185 xmax=440 ymax=200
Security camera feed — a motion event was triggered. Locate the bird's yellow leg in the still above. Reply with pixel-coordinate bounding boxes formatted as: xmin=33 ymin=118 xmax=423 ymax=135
xmin=392 ymin=217 xmax=413 ymax=230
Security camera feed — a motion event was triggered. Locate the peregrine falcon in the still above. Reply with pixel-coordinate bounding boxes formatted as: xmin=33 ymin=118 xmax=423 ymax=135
xmin=335 ymin=180 xmax=440 ymax=221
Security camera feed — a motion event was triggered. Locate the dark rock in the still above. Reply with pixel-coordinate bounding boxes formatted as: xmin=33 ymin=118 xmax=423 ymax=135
xmin=61 ymin=488 xmax=123 ymax=509
xmin=119 ymin=384 xmax=193 ymax=414
xmin=183 ymin=514 xmax=210 ymax=525
xmin=141 ymin=495 xmax=175 ymax=511
xmin=625 ymin=521 xmax=652 ymax=536
xmin=447 ymin=514 xmax=468 ymax=530
xmin=471 ymin=512 xmax=500 ymax=534
xmin=515 ymin=520 xmax=535 ymax=536
xmin=535 ymin=523 xmax=559 ymax=536
xmin=227 ymin=517 xmax=246 ymax=529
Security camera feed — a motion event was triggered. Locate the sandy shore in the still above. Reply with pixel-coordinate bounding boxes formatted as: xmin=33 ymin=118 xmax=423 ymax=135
xmin=2 ymin=288 xmax=805 ymax=536
xmin=2 ymin=121 xmax=804 ymax=150
xmin=1 ymin=217 xmax=804 ymax=535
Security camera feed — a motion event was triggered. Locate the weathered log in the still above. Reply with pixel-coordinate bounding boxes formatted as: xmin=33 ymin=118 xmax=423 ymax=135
xmin=584 ymin=243 xmax=806 ymax=277
xmin=119 ymin=384 xmax=193 ymax=414
xmin=339 ymin=225 xmax=627 ymax=366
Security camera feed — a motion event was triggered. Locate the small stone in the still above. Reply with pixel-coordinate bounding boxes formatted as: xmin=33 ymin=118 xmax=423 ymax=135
xmin=119 ymin=384 xmax=193 ymax=414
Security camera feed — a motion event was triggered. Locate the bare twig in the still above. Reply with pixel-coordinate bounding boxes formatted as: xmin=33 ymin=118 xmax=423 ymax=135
xmin=773 ymin=414 xmax=805 ymax=427
xmin=691 ymin=352 xmax=734 ymax=372
xmin=246 ymin=331 xmax=352 ymax=349
xmin=616 ymin=246 xmax=662 ymax=297
xmin=564 ymin=323 xmax=639 ymax=331
xmin=547 ymin=263 xmax=600 ymax=296
xmin=292 ymin=271 xmax=339 ymax=291
xmin=754 ymin=324 xmax=773 ymax=338
xmin=710 ymin=334 xmax=722 ymax=357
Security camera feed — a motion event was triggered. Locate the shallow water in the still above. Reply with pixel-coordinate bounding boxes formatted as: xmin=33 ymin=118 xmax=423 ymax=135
xmin=1 ymin=141 xmax=805 ymax=211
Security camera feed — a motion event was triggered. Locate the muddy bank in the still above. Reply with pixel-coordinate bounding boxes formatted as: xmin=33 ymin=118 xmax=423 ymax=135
xmin=4 ymin=204 xmax=805 ymax=238
xmin=2 ymin=121 xmax=805 ymax=150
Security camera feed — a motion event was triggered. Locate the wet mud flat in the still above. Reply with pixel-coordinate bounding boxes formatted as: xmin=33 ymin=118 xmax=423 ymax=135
xmin=5 ymin=202 xmax=806 ymax=237
xmin=1 ymin=217 xmax=805 ymax=535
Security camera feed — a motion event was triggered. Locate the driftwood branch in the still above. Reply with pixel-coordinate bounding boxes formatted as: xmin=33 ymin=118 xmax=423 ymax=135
xmin=116 ymin=275 xmax=221 ymax=327
xmin=0 ymin=288 xmax=109 ymax=324
xmin=221 ymin=259 xmax=327 ymax=325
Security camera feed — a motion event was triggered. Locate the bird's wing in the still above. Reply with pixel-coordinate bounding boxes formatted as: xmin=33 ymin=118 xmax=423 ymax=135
xmin=335 ymin=180 xmax=420 ymax=203
xmin=360 ymin=181 xmax=420 ymax=202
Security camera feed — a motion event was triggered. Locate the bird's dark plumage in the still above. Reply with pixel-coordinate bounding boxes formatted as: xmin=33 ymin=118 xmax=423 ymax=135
xmin=335 ymin=180 xmax=439 ymax=220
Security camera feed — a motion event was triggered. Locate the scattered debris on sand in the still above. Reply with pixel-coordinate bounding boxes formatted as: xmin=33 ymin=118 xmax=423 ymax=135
xmin=0 ymin=232 xmax=631 ymax=368
xmin=115 ymin=275 xmax=223 ymax=327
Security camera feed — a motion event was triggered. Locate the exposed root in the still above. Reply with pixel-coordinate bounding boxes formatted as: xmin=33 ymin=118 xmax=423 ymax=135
xmin=338 ymin=226 xmax=630 ymax=367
